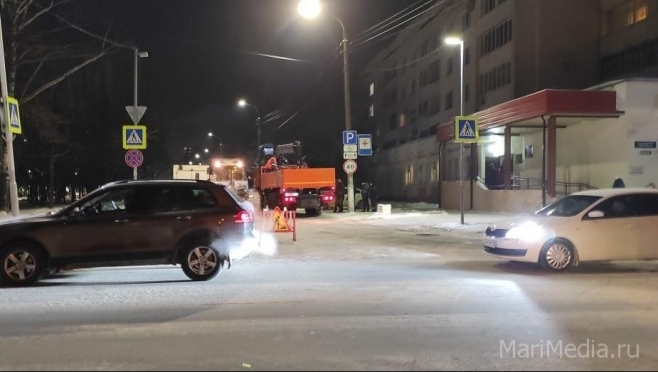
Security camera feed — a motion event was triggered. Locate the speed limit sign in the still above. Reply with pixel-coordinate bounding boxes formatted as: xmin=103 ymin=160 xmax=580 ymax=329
xmin=343 ymin=159 xmax=358 ymax=174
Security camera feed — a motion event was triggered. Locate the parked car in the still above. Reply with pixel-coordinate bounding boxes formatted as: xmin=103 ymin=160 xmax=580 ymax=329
xmin=322 ymin=187 xmax=364 ymax=211
xmin=484 ymin=188 xmax=658 ymax=272
xmin=0 ymin=180 xmax=255 ymax=286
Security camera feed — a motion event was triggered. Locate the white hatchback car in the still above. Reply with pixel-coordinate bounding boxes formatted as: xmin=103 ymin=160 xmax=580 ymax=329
xmin=484 ymin=188 xmax=658 ymax=271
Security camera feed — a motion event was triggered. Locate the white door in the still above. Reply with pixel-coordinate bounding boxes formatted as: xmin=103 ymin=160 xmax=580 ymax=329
xmin=580 ymin=195 xmax=642 ymax=262
xmin=637 ymin=194 xmax=658 ymax=260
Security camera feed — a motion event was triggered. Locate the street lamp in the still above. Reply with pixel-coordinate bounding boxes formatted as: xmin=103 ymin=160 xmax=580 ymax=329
xmin=298 ymin=0 xmax=356 ymax=213
xmin=237 ymin=99 xmax=262 ymax=147
xmin=445 ymin=36 xmax=465 ymax=225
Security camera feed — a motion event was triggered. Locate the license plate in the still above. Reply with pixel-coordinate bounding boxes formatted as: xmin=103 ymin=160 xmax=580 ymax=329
xmin=484 ymin=237 xmax=497 ymax=248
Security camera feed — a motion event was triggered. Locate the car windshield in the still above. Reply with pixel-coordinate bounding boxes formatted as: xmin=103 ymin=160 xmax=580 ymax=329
xmin=535 ymin=195 xmax=602 ymax=217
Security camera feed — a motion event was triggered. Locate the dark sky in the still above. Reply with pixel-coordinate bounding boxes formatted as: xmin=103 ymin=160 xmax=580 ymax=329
xmin=75 ymin=0 xmax=417 ymax=165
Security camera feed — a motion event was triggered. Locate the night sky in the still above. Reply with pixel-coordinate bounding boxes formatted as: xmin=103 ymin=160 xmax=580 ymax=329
xmin=72 ymin=0 xmax=418 ymax=167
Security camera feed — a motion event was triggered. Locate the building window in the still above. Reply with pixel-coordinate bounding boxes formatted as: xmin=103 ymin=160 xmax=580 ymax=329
xmin=465 ymin=84 xmax=470 ymax=101
xmin=462 ymin=11 xmax=471 ymax=31
xmin=429 ymin=60 xmax=441 ymax=83
xmin=369 ymin=104 xmax=374 ymax=117
xmin=411 ymin=128 xmax=418 ymax=140
xmin=601 ymin=36 xmax=658 ymax=79
xmin=419 ymin=100 xmax=429 ymax=117
xmin=481 ymin=0 xmax=496 ymax=16
xmin=405 ymin=165 xmax=414 ymax=185
xmin=446 ymin=91 xmax=454 ymax=110
xmin=409 ymin=108 xmax=417 ymax=124
xmin=628 ymin=0 xmax=648 ymax=25
xmin=465 ymin=47 xmax=470 ymax=65
xmin=447 ymin=58 xmax=453 ymax=75
xmin=420 ymin=40 xmax=429 ymax=57
xmin=401 ymin=86 xmax=407 ymax=100
xmin=411 ymin=80 xmax=416 ymax=95
xmin=481 ymin=62 xmax=512 ymax=93
xmin=481 ymin=19 xmax=513 ymax=56
xmin=399 ymin=113 xmax=406 ymax=128
xmin=431 ymin=161 xmax=439 ymax=182
xmin=420 ymin=69 xmax=429 ymax=87
xmin=606 ymin=0 xmax=649 ymax=35
xmin=370 ymin=83 xmax=375 ymax=96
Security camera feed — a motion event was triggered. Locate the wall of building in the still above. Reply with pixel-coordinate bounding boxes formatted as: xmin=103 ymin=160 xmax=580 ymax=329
xmin=517 ymin=80 xmax=658 ymax=189
xmin=441 ymin=181 xmax=544 ymax=213
xmin=514 ymin=0 xmax=600 ymax=97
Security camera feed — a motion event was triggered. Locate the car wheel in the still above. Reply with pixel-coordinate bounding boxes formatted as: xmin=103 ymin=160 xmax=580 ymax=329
xmin=539 ymin=239 xmax=574 ymax=272
xmin=0 ymin=242 xmax=46 ymax=286
xmin=180 ymin=242 xmax=225 ymax=281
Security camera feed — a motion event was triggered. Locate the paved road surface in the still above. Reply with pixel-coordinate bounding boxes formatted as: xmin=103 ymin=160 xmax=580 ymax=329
xmin=0 ymin=212 xmax=657 ymax=370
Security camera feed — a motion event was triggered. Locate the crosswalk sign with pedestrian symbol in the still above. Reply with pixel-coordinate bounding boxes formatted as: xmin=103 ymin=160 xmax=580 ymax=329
xmin=454 ymin=116 xmax=479 ymax=143
xmin=122 ymin=125 xmax=147 ymax=149
xmin=5 ymin=96 xmax=22 ymax=135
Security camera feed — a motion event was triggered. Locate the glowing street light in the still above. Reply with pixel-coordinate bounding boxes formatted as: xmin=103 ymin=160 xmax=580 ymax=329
xmin=237 ymin=99 xmax=261 ymax=147
xmin=195 ymin=153 xmax=200 ymax=159
xmin=297 ymin=0 xmax=321 ymax=19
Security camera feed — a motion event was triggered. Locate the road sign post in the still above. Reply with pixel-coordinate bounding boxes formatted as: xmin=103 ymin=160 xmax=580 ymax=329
xmin=125 ymin=150 xmax=144 ymax=181
xmin=343 ymin=130 xmax=358 ymax=213
xmin=358 ymin=134 xmax=373 ymax=156
xmin=454 ymin=116 xmax=480 ymax=225
xmin=343 ymin=159 xmax=357 ymax=174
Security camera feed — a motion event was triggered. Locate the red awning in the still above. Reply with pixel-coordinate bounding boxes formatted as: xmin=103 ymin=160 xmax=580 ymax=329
xmin=436 ymin=89 xmax=621 ymax=142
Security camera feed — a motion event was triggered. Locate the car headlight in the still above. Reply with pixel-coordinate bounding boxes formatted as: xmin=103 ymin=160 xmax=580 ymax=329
xmin=505 ymin=222 xmax=545 ymax=243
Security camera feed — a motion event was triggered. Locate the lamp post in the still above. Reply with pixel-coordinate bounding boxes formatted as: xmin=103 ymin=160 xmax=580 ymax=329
xmin=298 ymin=0 xmax=355 ymax=213
xmin=133 ymin=48 xmax=148 ymax=180
xmin=238 ymin=99 xmax=262 ymax=148
xmin=445 ymin=37 xmax=465 ymax=225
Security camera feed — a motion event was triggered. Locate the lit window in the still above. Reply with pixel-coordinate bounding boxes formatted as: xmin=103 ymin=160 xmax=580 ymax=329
xmin=399 ymin=114 xmax=406 ymax=127
xmin=405 ymin=165 xmax=414 ymax=185
xmin=431 ymin=161 xmax=439 ymax=182
xmin=370 ymin=83 xmax=375 ymax=96
xmin=369 ymin=104 xmax=374 ymax=117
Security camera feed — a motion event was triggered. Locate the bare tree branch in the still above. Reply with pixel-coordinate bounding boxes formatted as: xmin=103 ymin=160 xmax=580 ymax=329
xmin=19 ymin=0 xmax=70 ymax=32
xmin=21 ymin=55 xmax=46 ymax=98
xmin=22 ymin=48 xmax=113 ymax=103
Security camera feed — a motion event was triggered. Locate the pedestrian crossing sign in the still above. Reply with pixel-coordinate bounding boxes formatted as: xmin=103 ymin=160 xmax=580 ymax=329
xmin=5 ymin=96 xmax=21 ymax=134
xmin=454 ymin=116 xmax=479 ymax=143
xmin=122 ymin=125 xmax=147 ymax=149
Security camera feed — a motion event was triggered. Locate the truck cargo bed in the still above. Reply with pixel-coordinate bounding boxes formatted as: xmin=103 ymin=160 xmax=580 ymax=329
xmin=259 ymin=168 xmax=335 ymax=190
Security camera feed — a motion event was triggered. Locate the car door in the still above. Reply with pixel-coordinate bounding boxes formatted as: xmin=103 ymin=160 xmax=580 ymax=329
xmin=51 ymin=187 xmax=134 ymax=261
xmin=122 ymin=185 xmax=188 ymax=259
xmin=580 ymin=195 xmax=643 ymax=261
xmin=636 ymin=194 xmax=658 ymax=260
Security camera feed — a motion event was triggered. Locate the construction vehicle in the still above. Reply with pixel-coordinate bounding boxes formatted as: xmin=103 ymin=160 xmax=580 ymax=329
xmin=172 ymin=158 xmax=249 ymax=199
xmin=253 ymin=142 xmax=335 ymax=216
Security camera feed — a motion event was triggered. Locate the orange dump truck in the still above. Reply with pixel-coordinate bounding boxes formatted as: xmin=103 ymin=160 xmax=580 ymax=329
xmin=254 ymin=142 xmax=335 ymax=216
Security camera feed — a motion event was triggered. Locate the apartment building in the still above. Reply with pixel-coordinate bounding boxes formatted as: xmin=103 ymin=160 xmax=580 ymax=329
xmin=359 ymin=0 xmax=657 ymax=204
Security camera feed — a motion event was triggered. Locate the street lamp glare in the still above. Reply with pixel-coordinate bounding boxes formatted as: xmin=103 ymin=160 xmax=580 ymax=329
xmin=238 ymin=99 xmax=247 ymax=107
xmin=204 ymin=148 xmax=209 ymax=153
xmin=195 ymin=154 xmax=200 ymax=159
xmin=236 ymin=161 xmax=244 ymax=168
xmin=445 ymin=37 xmax=463 ymax=46
xmin=214 ymin=160 xmax=222 ymax=168
xmin=208 ymin=132 xmax=213 ymax=137
xmin=298 ymin=0 xmax=321 ymax=19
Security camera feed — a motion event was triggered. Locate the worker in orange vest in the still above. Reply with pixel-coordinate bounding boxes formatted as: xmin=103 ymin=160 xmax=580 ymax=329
xmin=265 ymin=156 xmax=278 ymax=170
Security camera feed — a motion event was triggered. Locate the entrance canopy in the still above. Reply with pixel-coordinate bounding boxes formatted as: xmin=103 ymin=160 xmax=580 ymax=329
xmin=436 ymin=89 xmax=621 ymax=142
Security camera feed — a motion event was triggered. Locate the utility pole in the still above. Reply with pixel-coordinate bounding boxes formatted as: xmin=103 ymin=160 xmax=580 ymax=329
xmin=0 ymin=15 xmax=20 ymax=216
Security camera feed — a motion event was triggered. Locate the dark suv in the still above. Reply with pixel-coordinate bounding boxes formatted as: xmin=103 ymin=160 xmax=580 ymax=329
xmin=0 ymin=180 xmax=255 ymax=286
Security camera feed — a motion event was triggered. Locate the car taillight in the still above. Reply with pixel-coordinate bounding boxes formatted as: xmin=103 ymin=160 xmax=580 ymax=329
xmin=235 ymin=210 xmax=253 ymax=223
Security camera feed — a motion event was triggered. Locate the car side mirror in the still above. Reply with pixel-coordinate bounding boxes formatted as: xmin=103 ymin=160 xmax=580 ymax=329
xmin=69 ymin=207 xmax=82 ymax=217
xmin=587 ymin=210 xmax=605 ymax=218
